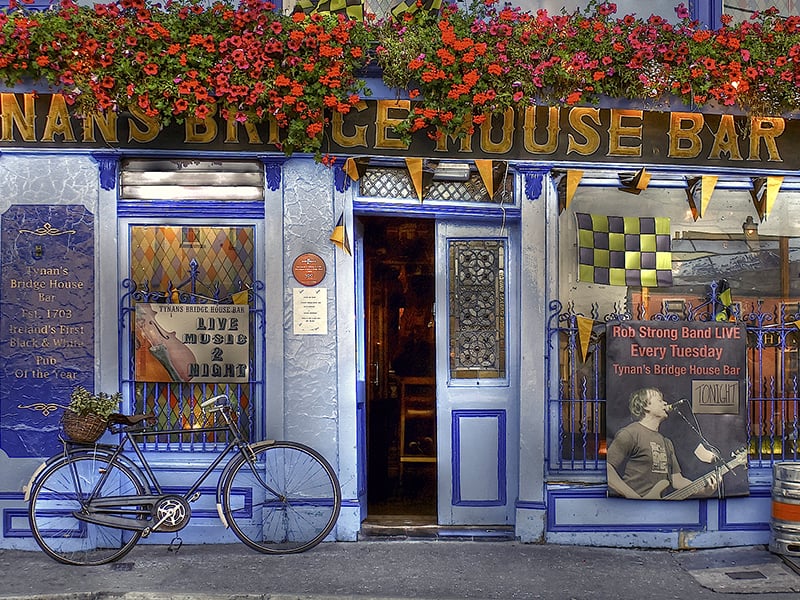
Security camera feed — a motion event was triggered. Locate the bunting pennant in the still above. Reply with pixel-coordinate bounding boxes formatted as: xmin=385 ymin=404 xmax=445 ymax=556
xmin=685 ymin=175 xmax=718 ymax=220
xmin=344 ymin=157 xmax=368 ymax=182
xmin=330 ymin=213 xmax=352 ymax=256
xmin=750 ymin=176 xmax=783 ymax=222
xmin=685 ymin=179 xmax=700 ymax=221
xmin=231 ymin=290 xmax=250 ymax=305
xmin=475 ymin=160 xmax=495 ymax=199
xmin=390 ymin=0 xmax=442 ymax=20
xmin=576 ymin=213 xmax=672 ymax=287
xmin=700 ymin=175 xmax=718 ymax=217
xmin=296 ymin=0 xmax=364 ymax=20
xmin=405 ymin=157 xmax=424 ymax=201
xmin=618 ymin=168 xmax=651 ymax=195
xmin=576 ymin=315 xmax=594 ymax=362
xmin=555 ymin=170 xmax=583 ymax=214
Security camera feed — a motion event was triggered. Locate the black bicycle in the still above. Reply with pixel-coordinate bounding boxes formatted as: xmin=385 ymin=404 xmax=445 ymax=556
xmin=25 ymin=394 xmax=341 ymax=566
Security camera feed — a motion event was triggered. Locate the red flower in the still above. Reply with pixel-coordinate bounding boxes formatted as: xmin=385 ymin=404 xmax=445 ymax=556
xmin=173 ymin=98 xmax=189 ymax=114
xmin=194 ymin=104 xmax=211 ymax=120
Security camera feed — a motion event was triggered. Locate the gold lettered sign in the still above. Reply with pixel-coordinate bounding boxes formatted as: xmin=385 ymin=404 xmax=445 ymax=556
xmin=0 ymin=93 xmax=795 ymax=170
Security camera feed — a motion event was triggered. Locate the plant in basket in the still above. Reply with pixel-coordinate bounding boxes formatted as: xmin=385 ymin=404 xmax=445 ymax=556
xmin=62 ymin=386 xmax=122 ymax=443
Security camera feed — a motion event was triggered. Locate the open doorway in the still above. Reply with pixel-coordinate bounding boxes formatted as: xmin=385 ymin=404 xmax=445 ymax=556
xmin=362 ymin=216 xmax=437 ymax=523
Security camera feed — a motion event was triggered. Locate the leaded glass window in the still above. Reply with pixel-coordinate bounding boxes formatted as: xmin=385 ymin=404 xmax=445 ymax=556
xmin=448 ymin=239 xmax=506 ymax=380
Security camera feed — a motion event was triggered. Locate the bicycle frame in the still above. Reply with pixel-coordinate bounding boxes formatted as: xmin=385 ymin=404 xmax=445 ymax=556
xmin=28 ymin=398 xmax=342 ymax=564
xmin=66 ymin=408 xmax=276 ymax=535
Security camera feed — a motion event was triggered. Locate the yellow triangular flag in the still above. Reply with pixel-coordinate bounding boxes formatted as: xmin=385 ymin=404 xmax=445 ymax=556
xmin=619 ymin=168 xmax=651 ymax=195
xmin=719 ymin=288 xmax=732 ymax=307
xmin=685 ymin=179 xmax=700 ymax=221
xmin=751 ymin=176 xmax=782 ymax=221
xmin=344 ymin=157 xmax=368 ymax=181
xmin=406 ymin=157 xmax=424 ymax=201
xmin=700 ymin=175 xmax=718 ymax=217
xmin=764 ymin=175 xmax=783 ymax=221
xmin=330 ymin=213 xmax=352 ymax=256
xmin=576 ymin=316 xmax=594 ymax=362
xmin=565 ymin=170 xmax=582 ymax=211
xmin=344 ymin=157 xmax=360 ymax=181
xmin=232 ymin=290 xmax=249 ymax=305
xmin=475 ymin=160 xmax=494 ymax=199
xmin=794 ymin=320 xmax=800 ymax=331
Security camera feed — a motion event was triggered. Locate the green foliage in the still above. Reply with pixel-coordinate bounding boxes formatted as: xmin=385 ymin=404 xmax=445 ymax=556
xmin=68 ymin=386 xmax=121 ymax=419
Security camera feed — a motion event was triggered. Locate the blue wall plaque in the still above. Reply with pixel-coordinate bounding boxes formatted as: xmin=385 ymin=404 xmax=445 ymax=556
xmin=1 ymin=205 xmax=94 ymax=458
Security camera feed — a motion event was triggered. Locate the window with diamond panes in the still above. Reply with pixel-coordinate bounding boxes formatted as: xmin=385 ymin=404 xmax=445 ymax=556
xmin=359 ymin=167 xmax=512 ymax=204
xmin=448 ymin=239 xmax=506 ymax=380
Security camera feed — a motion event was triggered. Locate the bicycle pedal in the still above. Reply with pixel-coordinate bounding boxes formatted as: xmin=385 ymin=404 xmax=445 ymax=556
xmin=168 ymin=536 xmax=183 ymax=553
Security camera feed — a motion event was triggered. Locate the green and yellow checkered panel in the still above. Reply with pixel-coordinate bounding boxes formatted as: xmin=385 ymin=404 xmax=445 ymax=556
xmin=391 ymin=0 xmax=442 ymax=19
xmin=296 ymin=0 xmax=364 ymax=20
xmin=576 ymin=213 xmax=672 ymax=287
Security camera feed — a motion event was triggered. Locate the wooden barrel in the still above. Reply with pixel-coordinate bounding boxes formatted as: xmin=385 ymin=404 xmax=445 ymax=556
xmin=770 ymin=462 xmax=800 ymax=556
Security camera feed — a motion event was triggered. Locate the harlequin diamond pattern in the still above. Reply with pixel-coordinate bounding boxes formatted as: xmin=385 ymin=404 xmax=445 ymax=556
xmin=131 ymin=226 xmax=254 ymax=296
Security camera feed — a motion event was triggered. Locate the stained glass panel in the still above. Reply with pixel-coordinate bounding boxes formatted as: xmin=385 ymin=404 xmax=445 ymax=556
xmin=448 ymin=239 xmax=506 ymax=379
xmin=129 ymin=225 xmax=256 ymax=445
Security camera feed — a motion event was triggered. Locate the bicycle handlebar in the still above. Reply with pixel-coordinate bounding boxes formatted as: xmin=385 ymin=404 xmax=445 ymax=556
xmin=200 ymin=394 xmax=229 ymax=412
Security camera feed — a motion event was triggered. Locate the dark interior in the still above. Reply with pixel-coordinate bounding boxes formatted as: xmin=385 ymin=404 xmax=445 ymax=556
xmin=362 ymin=216 xmax=437 ymax=522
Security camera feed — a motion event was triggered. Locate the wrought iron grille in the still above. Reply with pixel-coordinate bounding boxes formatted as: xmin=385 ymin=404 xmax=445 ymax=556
xmin=547 ymin=280 xmax=800 ymax=472
xmin=121 ymin=227 xmax=265 ymax=451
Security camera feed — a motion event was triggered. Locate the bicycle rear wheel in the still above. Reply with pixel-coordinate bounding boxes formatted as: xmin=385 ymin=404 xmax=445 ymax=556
xmin=28 ymin=453 xmax=146 ymax=566
xmin=222 ymin=441 xmax=341 ymax=554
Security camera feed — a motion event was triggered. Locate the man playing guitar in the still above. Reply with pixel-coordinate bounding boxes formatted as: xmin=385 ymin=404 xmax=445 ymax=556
xmin=607 ymin=387 xmax=721 ymax=500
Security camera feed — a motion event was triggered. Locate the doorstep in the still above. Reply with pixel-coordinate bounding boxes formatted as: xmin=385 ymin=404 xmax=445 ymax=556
xmin=359 ymin=519 xmax=515 ymax=541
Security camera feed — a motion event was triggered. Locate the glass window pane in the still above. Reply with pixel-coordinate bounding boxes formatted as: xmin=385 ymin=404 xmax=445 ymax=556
xmin=448 ymin=239 xmax=506 ymax=380
xmin=724 ymin=1 xmax=800 ymax=21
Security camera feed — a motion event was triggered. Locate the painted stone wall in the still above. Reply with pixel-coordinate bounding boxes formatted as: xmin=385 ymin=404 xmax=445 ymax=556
xmin=0 ymin=154 xmax=99 ymax=548
xmin=281 ymin=159 xmax=341 ymax=466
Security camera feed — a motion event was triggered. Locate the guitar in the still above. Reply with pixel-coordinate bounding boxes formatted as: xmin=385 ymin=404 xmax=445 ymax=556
xmin=650 ymin=447 xmax=748 ymax=500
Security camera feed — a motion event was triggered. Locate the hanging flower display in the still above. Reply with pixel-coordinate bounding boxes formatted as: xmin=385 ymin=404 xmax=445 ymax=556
xmin=1 ymin=0 xmax=800 ymax=155
xmin=0 ymin=0 xmax=370 ymax=156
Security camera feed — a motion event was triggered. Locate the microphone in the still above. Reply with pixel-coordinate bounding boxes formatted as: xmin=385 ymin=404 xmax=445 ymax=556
xmin=666 ymin=399 xmax=689 ymax=413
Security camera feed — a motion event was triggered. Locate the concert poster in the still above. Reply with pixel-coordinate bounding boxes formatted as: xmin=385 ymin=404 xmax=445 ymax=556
xmin=605 ymin=320 xmax=749 ymax=500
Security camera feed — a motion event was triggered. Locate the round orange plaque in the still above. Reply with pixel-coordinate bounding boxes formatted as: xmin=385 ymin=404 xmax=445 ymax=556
xmin=292 ymin=253 xmax=326 ymax=286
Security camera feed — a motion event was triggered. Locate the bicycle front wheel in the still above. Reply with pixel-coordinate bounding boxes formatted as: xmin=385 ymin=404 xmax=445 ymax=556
xmin=28 ymin=453 xmax=146 ymax=566
xmin=222 ymin=441 xmax=341 ymax=554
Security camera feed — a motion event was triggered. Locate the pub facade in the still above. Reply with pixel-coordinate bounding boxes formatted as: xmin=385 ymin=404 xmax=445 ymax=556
xmin=1 ymin=1 xmax=799 ymax=551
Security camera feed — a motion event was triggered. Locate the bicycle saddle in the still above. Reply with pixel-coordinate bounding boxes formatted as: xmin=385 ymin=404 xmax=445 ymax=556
xmin=107 ymin=413 xmax=157 ymax=426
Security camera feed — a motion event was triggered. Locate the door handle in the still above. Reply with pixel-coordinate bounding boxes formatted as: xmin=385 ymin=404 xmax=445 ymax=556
xmin=372 ymin=362 xmax=379 ymax=386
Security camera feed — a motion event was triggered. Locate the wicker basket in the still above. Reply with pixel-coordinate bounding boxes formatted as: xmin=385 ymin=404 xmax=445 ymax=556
xmin=62 ymin=410 xmax=108 ymax=443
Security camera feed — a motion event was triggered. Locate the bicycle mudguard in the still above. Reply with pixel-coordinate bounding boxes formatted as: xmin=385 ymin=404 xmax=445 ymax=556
xmin=22 ymin=462 xmax=48 ymax=502
xmin=215 ymin=440 xmax=278 ymax=520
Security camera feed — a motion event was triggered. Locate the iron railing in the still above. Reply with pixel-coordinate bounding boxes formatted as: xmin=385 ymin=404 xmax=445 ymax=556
xmin=547 ymin=280 xmax=799 ymax=472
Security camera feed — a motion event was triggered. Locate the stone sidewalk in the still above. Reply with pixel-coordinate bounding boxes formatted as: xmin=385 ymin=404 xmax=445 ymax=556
xmin=2 ymin=541 xmax=800 ymax=600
